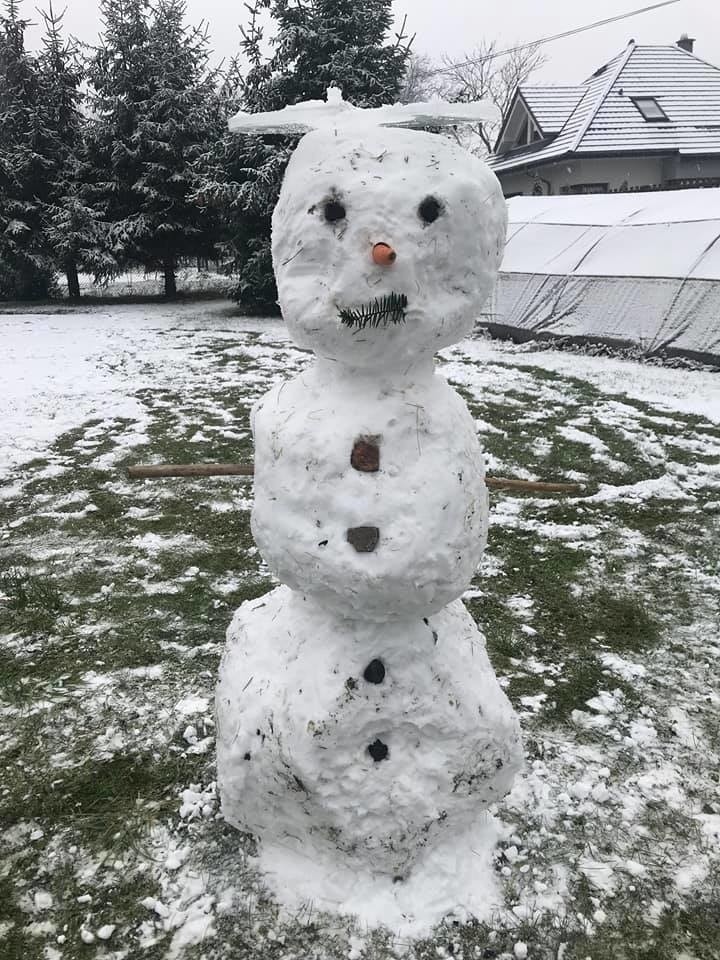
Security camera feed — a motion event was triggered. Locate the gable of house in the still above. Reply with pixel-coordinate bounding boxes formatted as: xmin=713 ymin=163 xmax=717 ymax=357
xmin=495 ymin=86 xmax=586 ymax=153
xmin=519 ymin=86 xmax=587 ymax=136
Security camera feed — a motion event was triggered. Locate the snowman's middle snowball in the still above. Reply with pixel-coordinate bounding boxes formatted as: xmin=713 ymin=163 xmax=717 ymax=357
xmin=251 ymin=360 xmax=489 ymax=620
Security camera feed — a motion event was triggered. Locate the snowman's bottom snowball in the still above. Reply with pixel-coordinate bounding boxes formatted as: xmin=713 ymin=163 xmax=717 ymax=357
xmin=216 ymin=587 xmax=523 ymax=879
xmin=258 ymin=810 xmax=505 ymax=938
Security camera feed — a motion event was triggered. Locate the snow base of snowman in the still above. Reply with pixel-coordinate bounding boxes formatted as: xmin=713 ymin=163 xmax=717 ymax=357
xmin=217 ymin=586 xmax=519 ymax=935
xmin=256 ymin=803 xmax=504 ymax=939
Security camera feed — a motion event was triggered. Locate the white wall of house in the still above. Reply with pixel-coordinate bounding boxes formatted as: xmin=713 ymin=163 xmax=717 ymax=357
xmin=496 ymin=154 xmax=720 ymax=196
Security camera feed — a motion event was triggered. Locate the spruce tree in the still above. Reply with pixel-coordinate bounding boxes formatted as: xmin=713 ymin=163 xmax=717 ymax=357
xmin=195 ymin=0 xmax=412 ymax=315
xmin=270 ymin=0 xmax=411 ymax=108
xmin=83 ymin=0 xmax=222 ymax=297
xmin=36 ymin=2 xmax=103 ymax=300
xmin=0 ymin=0 xmax=55 ymax=298
xmin=83 ymin=0 xmax=154 ymax=279
xmin=133 ymin=0 xmax=223 ymax=297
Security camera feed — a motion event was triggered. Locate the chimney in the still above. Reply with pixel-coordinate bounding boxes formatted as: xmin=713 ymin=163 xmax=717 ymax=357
xmin=677 ymin=34 xmax=695 ymax=54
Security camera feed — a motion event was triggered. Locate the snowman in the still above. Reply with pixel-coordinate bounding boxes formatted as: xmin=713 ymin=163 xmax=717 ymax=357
xmin=216 ymin=91 xmax=523 ymax=906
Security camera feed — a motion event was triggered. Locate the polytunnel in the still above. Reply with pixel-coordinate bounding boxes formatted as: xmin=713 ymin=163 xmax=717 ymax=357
xmin=487 ymin=188 xmax=720 ymax=363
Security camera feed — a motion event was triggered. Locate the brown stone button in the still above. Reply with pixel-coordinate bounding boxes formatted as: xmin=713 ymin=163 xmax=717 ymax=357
xmin=351 ymin=437 xmax=380 ymax=473
xmin=347 ymin=526 xmax=380 ymax=552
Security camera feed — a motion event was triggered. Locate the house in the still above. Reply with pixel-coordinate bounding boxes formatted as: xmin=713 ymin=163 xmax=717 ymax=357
xmin=489 ymin=36 xmax=720 ymax=197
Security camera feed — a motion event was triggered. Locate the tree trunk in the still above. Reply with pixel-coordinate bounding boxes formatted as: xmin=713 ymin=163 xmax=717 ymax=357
xmin=163 ymin=257 xmax=177 ymax=298
xmin=66 ymin=260 xmax=80 ymax=301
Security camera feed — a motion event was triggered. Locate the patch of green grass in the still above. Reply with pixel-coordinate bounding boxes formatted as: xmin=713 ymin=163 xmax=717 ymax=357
xmin=4 ymin=752 xmax=208 ymax=841
xmin=548 ymin=655 xmax=623 ymax=721
xmin=451 ymin=363 xmax=645 ymax=477
xmin=468 ymin=515 xmax=663 ymax=721
xmin=0 ymin=567 xmax=65 ymax=633
xmin=486 ymin=533 xmax=659 ymax=654
xmin=585 ymin=589 xmax=660 ymax=652
xmin=410 ymin=881 xmax=720 ymax=960
xmin=0 ymin=855 xmax=171 ymax=960
xmin=0 ymin=876 xmax=37 ymax=960
xmin=568 ymin=899 xmax=720 ymax=960
xmin=131 ymin=383 xmax=257 ymax=467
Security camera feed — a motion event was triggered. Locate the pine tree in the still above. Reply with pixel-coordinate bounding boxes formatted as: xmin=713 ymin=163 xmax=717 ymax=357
xmin=269 ymin=0 xmax=411 ymax=108
xmin=83 ymin=0 xmax=154 ymax=279
xmin=133 ymin=0 xmax=223 ymax=297
xmin=0 ymin=0 xmax=56 ymax=298
xmin=195 ymin=0 xmax=412 ymax=315
xmin=35 ymin=2 xmax=105 ymax=300
xmin=83 ymin=0 xmax=223 ymax=297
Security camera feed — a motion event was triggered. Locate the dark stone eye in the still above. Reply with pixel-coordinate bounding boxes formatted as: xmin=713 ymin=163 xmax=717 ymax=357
xmin=368 ymin=739 xmax=389 ymax=762
xmin=418 ymin=196 xmax=442 ymax=224
xmin=324 ymin=199 xmax=346 ymax=222
xmin=363 ymin=659 xmax=386 ymax=684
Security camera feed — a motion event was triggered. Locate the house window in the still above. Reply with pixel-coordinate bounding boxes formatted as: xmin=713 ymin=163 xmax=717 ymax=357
xmin=631 ymin=97 xmax=669 ymax=121
xmin=565 ymin=183 xmax=609 ymax=195
xmin=515 ymin=117 xmax=529 ymax=147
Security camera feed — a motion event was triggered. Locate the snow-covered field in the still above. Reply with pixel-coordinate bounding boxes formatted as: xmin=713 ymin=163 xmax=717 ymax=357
xmin=1 ymin=301 xmax=719 ymax=959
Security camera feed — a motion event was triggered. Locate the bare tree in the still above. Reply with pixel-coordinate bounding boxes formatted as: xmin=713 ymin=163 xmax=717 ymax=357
xmin=435 ymin=41 xmax=546 ymax=156
xmin=399 ymin=52 xmax=442 ymax=104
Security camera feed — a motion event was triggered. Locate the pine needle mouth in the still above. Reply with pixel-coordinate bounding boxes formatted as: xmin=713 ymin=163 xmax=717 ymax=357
xmin=339 ymin=293 xmax=408 ymax=330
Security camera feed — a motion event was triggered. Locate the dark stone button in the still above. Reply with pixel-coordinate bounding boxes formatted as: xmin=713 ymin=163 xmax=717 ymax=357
xmin=347 ymin=526 xmax=379 ymax=552
xmin=351 ymin=438 xmax=380 ymax=472
xmin=363 ymin=659 xmax=386 ymax=684
xmin=368 ymin=739 xmax=389 ymax=762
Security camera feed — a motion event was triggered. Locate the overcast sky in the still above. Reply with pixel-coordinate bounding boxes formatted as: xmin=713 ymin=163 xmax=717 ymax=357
xmin=25 ymin=0 xmax=720 ymax=85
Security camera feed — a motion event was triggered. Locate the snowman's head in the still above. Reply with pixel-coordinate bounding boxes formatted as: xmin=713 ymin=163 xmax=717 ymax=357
xmin=272 ymin=126 xmax=507 ymax=371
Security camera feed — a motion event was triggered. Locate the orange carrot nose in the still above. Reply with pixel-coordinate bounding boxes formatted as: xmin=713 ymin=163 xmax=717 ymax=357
xmin=372 ymin=242 xmax=397 ymax=266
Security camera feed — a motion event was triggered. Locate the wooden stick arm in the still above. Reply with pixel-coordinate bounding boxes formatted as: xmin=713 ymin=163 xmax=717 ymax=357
xmin=486 ymin=477 xmax=583 ymax=494
xmin=127 ymin=463 xmax=254 ymax=479
xmin=126 ymin=462 xmax=583 ymax=495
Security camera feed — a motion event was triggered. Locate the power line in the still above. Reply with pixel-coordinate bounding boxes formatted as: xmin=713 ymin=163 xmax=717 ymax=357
xmin=430 ymin=0 xmax=682 ymax=76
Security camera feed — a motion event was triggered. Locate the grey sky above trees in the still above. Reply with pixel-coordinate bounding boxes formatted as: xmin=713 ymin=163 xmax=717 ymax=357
xmin=26 ymin=0 xmax=720 ymax=85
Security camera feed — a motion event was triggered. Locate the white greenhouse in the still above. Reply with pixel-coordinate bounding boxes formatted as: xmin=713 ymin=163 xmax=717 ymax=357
xmin=488 ymin=188 xmax=720 ymax=363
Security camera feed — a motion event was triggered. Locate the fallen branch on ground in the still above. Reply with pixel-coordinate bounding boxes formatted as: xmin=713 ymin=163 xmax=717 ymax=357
xmin=126 ymin=463 xmax=584 ymax=495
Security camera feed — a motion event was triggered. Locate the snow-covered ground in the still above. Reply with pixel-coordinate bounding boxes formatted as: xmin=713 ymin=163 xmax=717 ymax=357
xmin=1 ymin=301 xmax=719 ymax=958
xmin=2 ymin=302 xmax=718 ymax=477
xmin=0 ymin=302 xmax=283 ymax=476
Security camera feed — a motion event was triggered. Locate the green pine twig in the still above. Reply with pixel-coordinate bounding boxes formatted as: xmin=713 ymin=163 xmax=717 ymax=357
xmin=339 ymin=292 xmax=408 ymax=330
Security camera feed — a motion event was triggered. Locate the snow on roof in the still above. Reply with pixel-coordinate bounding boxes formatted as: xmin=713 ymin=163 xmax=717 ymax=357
xmin=490 ymin=42 xmax=720 ymax=173
xmin=502 ymin=187 xmax=720 ymax=280
xmin=519 ymin=86 xmax=586 ymax=135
